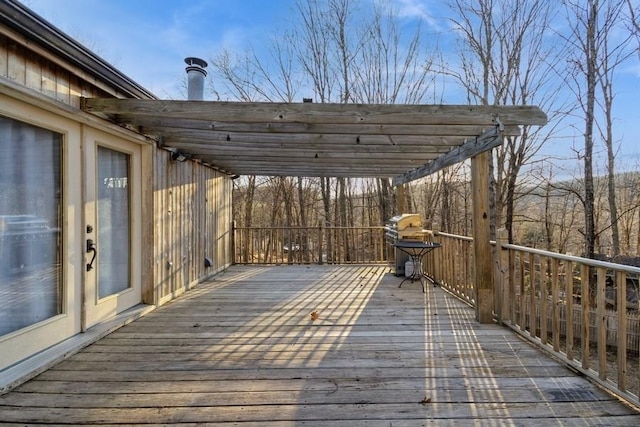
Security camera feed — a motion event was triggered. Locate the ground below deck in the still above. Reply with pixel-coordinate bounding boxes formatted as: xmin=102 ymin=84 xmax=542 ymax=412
xmin=1 ymin=265 xmax=639 ymax=426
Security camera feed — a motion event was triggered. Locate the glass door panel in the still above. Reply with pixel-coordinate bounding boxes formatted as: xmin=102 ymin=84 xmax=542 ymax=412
xmin=84 ymin=128 xmax=141 ymax=328
xmin=0 ymin=116 xmax=62 ymax=337
xmin=97 ymin=146 xmax=130 ymax=299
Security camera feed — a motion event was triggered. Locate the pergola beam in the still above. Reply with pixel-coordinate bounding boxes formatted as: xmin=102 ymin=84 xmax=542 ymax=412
xmin=392 ymin=125 xmax=502 ymax=186
xmin=81 ymin=98 xmax=548 ymax=126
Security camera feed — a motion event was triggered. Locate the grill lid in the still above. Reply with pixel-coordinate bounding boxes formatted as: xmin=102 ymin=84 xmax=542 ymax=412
xmin=387 ymin=213 xmax=422 ymax=231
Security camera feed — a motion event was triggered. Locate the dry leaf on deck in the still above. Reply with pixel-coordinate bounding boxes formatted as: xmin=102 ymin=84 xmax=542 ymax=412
xmin=310 ymin=311 xmax=319 ymax=320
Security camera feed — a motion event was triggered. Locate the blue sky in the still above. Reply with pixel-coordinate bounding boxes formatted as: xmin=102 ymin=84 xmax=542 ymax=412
xmin=20 ymin=0 xmax=640 ymax=169
xmin=22 ymin=0 xmax=301 ymax=98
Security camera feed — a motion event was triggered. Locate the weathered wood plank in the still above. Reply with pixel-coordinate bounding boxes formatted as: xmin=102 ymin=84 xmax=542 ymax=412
xmin=81 ymin=334 xmax=529 ymax=347
xmin=67 ymin=349 xmax=556 ymax=366
xmin=192 ymin=152 xmax=442 ymax=165
xmin=1 ymin=384 xmax=618 ymax=408
xmin=82 ymin=99 xmax=548 ymax=126
xmin=80 ymin=341 xmax=542 ymax=353
xmin=6 ymin=40 xmax=25 ymax=84
xmin=156 ymin=128 xmax=481 ymax=146
xmin=191 ymin=166 xmax=411 ymax=178
xmin=131 ymin=116 xmax=522 ymax=136
xmin=168 ymin=142 xmax=452 ymax=157
xmin=15 ymin=376 xmax=604 ymax=395
xmin=0 ymin=34 xmax=7 ymax=77
xmin=0 ymin=401 xmax=635 ymax=424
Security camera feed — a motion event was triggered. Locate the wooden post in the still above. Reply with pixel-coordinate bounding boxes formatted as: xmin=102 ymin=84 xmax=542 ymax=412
xmin=140 ymin=144 xmax=155 ymax=306
xmin=471 ymin=151 xmax=493 ymax=323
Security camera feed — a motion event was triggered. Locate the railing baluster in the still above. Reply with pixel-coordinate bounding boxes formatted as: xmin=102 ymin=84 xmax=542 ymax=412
xmin=617 ymin=271 xmax=627 ymax=391
xmin=566 ymin=260 xmax=574 ymax=361
xmin=519 ymin=253 xmax=526 ymax=331
xmin=597 ymin=267 xmax=607 ymax=380
xmin=552 ymin=258 xmax=560 ymax=352
xmin=581 ymin=264 xmax=590 ymax=370
xmin=541 ymin=255 xmax=548 ymax=345
xmin=497 ymin=229 xmax=509 ymax=324
xmin=529 ymin=252 xmax=536 ymax=338
xmin=509 ymin=249 xmax=516 ymax=326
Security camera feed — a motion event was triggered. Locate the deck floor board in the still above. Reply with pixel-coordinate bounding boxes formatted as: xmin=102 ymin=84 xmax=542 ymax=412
xmin=1 ymin=265 xmax=639 ymax=425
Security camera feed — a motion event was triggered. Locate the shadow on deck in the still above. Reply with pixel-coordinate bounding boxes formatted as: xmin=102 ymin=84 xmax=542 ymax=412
xmin=1 ymin=265 xmax=639 ymax=425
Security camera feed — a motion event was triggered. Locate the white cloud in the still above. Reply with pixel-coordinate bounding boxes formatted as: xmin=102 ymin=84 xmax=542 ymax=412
xmin=388 ymin=0 xmax=442 ymax=30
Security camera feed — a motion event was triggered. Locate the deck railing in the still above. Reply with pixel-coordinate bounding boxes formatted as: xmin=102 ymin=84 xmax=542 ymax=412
xmin=232 ymin=225 xmax=387 ymax=265
xmin=422 ymin=231 xmax=475 ymax=305
xmin=425 ymin=228 xmax=640 ymax=408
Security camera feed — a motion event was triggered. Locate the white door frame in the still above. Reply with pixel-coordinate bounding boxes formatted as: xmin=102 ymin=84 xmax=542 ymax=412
xmin=82 ymin=127 xmax=142 ymax=329
xmin=0 ymin=96 xmax=81 ymax=370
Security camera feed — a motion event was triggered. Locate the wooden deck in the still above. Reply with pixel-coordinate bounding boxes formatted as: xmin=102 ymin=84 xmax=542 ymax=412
xmin=1 ymin=265 xmax=639 ymax=425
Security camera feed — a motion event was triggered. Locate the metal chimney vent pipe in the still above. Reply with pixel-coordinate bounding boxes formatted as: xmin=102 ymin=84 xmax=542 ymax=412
xmin=185 ymin=57 xmax=208 ymax=101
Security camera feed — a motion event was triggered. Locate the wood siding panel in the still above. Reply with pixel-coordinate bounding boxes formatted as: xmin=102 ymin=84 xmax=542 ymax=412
xmin=54 ymin=68 xmax=70 ymax=104
xmin=40 ymin=61 xmax=56 ymax=99
xmin=6 ymin=40 xmax=25 ymax=83
xmin=153 ymin=149 xmax=232 ymax=304
xmin=0 ymin=35 xmax=7 ymax=76
xmin=0 ymin=34 xmax=112 ymax=109
xmin=24 ymin=54 xmax=41 ymax=91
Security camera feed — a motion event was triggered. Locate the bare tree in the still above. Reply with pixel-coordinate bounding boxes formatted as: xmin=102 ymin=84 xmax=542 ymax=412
xmin=560 ymin=0 xmax=636 ymax=259
xmin=294 ymin=0 xmax=337 ymax=103
xmin=349 ymin=2 xmax=437 ymax=104
xmin=560 ymin=0 xmax=600 ymax=258
xmin=616 ymin=172 xmax=640 ymax=255
xmin=595 ymin=1 xmax=638 ymax=259
xmin=448 ymin=0 xmax=562 ymax=243
xmin=210 ymin=35 xmax=301 ymax=102
xmin=596 ymin=6 xmax=636 ymax=258
xmin=627 ymin=0 xmax=640 ymax=57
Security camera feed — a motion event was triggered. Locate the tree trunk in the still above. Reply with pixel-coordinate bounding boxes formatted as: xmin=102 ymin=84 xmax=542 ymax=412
xmin=377 ymin=178 xmax=394 ymax=222
xmin=583 ymin=0 xmax=598 ymax=259
xmin=441 ymin=172 xmax=450 ymax=233
xmin=242 ymin=176 xmax=256 ymax=263
xmin=321 ymin=177 xmax=332 ymax=262
xmin=604 ymin=98 xmax=620 ymax=258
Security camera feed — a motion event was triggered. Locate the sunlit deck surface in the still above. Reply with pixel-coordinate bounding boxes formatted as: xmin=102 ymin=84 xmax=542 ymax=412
xmin=2 ymin=265 xmax=640 ymax=425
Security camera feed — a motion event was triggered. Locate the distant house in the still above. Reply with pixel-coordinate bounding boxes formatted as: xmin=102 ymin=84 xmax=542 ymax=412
xmin=0 ymin=0 xmax=232 ymax=388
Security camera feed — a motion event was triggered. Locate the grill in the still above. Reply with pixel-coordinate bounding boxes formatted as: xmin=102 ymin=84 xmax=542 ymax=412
xmin=384 ymin=213 xmax=427 ymax=276
xmin=0 ymin=215 xmax=59 ymax=275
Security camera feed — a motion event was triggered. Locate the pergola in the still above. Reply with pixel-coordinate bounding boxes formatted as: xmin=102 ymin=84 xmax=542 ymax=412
xmin=81 ymin=100 xmax=546 ymax=183
xmin=81 ymin=98 xmax=547 ymax=322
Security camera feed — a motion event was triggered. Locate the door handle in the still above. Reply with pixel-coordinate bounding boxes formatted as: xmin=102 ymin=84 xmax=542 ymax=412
xmin=86 ymin=239 xmax=97 ymax=271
